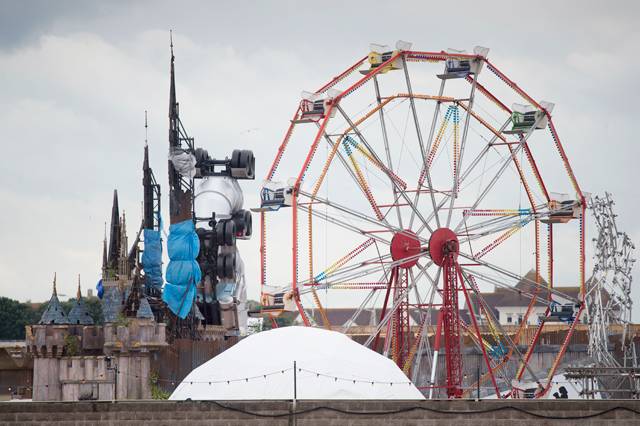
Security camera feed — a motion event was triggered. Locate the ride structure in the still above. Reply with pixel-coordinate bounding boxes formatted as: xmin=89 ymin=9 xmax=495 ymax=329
xmin=587 ymin=192 xmax=636 ymax=368
xmin=567 ymin=192 xmax=639 ymax=398
xmin=257 ymin=42 xmax=587 ymax=398
xmin=161 ymin=34 xmax=255 ymax=337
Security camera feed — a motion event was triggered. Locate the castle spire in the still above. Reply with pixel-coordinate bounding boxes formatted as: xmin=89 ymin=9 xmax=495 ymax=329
xmin=53 ymin=272 xmax=57 ymax=297
xmin=102 ymin=222 xmax=108 ymax=272
xmin=169 ymin=30 xmax=177 ymax=136
xmin=107 ymin=189 xmax=121 ymax=269
xmin=76 ymin=274 xmax=81 ymax=300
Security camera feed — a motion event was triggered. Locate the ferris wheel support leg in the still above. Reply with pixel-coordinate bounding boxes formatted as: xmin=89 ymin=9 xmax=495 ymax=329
xmin=373 ymin=267 xmax=396 ymax=352
xmin=442 ymin=255 xmax=463 ymax=398
xmin=391 ymin=268 xmax=410 ymax=368
xmin=429 ymin=309 xmax=444 ymax=399
xmin=457 ymin=265 xmax=501 ymax=397
xmin=537 ymin=306 xmax=585 ymax=398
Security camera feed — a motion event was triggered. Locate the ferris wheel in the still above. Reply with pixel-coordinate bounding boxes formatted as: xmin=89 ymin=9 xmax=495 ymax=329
xmin=255 ymin=42 xmax=586 ymax=399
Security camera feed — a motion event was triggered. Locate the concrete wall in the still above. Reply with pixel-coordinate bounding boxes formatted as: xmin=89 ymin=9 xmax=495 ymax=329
xmin=0 ymin=399 xmax=638 ymax=425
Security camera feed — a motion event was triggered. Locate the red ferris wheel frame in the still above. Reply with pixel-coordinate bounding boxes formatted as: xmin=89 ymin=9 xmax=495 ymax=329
xmin=258 ymin=46 xmax=586 ymax=399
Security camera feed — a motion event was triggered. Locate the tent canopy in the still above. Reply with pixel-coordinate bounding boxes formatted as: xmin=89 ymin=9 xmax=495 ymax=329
xmin=170 ymin=326 xmax=425 ymax=400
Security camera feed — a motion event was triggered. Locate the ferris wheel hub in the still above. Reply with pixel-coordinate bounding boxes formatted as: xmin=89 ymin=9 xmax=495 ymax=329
xmin=390 ymin=230 xmax=421 ymax=269
xmin=428 ymin=228 xmax=459 ymax=267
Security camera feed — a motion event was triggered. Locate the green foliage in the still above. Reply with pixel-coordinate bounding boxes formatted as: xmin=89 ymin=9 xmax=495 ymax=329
xmin=114 ymin=313 xmax=130 ymax=328
xmin=245 ymin=299 xmax=261 ymax=311
xmin=149 ymin=372 xmax=170 ymax=400
xmin=0 ymin=297 xmax=40 ymax=340
xmin=84 ymin=297 xmax=105 ymax=325
xmin=261 ymin=311 xmax=296 ymax=330
xmin=0 ymin=295 xmax=105 ymax=340
xmin=63 ymin=334 xmax=80 ymax=356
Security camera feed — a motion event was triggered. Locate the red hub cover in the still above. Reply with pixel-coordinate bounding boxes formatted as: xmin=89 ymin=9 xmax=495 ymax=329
xmin=390 ymin=230 xmax=421 ymax=268
xmin=428 ymin=228 xmax=459 ymax=266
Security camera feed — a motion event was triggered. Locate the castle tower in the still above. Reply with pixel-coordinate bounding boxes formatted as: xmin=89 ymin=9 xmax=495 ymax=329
xmin=67 ymin=275 xmax=94 ymax=325
xmin=38 ymin=273 xmax=69 ymax=325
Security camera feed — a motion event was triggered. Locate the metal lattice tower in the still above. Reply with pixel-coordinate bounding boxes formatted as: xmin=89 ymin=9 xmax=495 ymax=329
xmin=586 ymin=192 xmax=637 ymax=368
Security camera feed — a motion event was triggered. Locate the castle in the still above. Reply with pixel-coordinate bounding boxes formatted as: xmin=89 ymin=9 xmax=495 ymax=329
xmin=25 ymin=191 xmax=167 ymax=401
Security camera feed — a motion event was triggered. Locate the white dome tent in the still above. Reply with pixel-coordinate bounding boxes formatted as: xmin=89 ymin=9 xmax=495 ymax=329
xmin=170 ymin=326 xmax=424 ymax=400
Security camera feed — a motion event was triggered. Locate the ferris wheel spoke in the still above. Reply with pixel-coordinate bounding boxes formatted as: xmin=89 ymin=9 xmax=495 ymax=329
xmin=298 ymin=203 xmax=391 ymax=245
xmin=458 ymin=252 xmax=580 ymax=304
xmin=335 ymin=103 xmax=435 ymax=234
xmin=411 ymin=278 xmax=438 ymax=383
xmin=458 ymin=215 xmax=536 ymax=259
xmin=413 ymin=118 xmax=511 ymax=238
xmin=459 ymin=269 xmax=541 ymax=385
xmin=341 ymin=276 xmax=386 ymax=333
xmin=459 ymin=265 xmax=552 ymax=306
xmin=317 ymin=127 xmax=393 ymax=227
xmin=406 ymin=60 xmax=447 ymax=231
xmin=460 ymin=213 xmax=526 ymax=237
xmin=363 ymin=261 xmax=436 ymax=348
xmin=373 ymin=76 xmax=404 ymax=228
xmin=306 ymin=253 xmax=426 ymax=293
xmin=444 ymin=78 xmax=478 ymax=228
xmin=452 ymin=116 xmax=546 ymax=233
xmin=299 ymin=190 xmax=429 ymax=244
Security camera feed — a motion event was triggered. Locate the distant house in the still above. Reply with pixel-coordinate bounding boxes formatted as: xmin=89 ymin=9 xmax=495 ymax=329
xmin=292 ymin=307 xmax=459 ymax=330
xmin=289 ymin=270 xmax=584 ymax=330
xmin=465 ymin=270 xmax=583 ymax=326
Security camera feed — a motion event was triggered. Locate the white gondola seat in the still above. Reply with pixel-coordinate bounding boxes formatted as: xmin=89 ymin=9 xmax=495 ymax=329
xmin=541 ymin=192 xmax=581 ymax=224
xmin=504 ymin=101 xmax=554 ymax=135
xmin=252 ymin=180 xmax=294 ymax=212
xmin=545 ymin=302 xmax=580 ymax=323
xmin=360 ymin=41 xmax=411 ymax=74
xmin=437 ymin=46 xmax=489 ymax=80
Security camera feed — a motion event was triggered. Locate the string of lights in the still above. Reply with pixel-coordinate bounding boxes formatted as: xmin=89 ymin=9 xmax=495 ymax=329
xmin=22 ymin=363 xmax=417 ymax=389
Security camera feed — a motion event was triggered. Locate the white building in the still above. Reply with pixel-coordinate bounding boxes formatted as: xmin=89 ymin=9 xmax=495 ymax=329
xmin=466 ymin=270 xmax=583 ymax=326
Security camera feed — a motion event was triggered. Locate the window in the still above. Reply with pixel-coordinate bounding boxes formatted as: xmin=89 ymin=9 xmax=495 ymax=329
xmin=506 ymin=314 xmax=513 ymax=324
xmin=518 ymin=314 xmax=524 ymax=325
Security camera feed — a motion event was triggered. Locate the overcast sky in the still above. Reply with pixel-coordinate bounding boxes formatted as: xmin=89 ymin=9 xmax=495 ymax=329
xmin=0 ymin=1 xmax=638 ymax=317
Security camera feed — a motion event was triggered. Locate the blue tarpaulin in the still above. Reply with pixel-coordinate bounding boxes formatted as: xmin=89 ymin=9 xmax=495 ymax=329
xmin=142 ymin=229 xmax=164 ymax=290
xmin=162 ymin=219 xmax=201 ymax=319
xmin=96 ymin=279 xmax=104 ymax=299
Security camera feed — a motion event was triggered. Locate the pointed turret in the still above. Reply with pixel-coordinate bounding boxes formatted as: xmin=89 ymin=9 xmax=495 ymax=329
xmin=169 ymin=32 xmax=178 ymax=147
xmin=143 ymin=144 xmax=154 ymax=229
xmin=107 ymin=190 xmax=121 ymax=270
xmin=102 ymin=223 xmax=108 ymax=276
xmin=67 ymin=274 xmax=94 ymax=325
xmin=167 ymin=31 xmax=193 ymax=224
xmin=143 ymin=111 xmax=162 ymax=232
xmin=124 ymin=268 xmax=154 ymax=320
xmin=39 ymin=273 xmax=70 ymax=325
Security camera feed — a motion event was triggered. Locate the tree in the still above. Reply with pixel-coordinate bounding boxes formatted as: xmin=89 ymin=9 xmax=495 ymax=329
xmin=0 ymin=297 xmax=36 ymax=340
